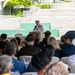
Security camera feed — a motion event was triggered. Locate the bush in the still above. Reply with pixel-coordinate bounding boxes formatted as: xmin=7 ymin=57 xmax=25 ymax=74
xmin=13 ymin=9 xmax=23 ymax=17
xmin=40 ymin=4 xmax=51 ymax=9
xmin=15 ymin=10 xmax=23 ymax=17
xmin=34 ymin=4 xmax=51 ymax=9
xmin=64 ymin=0 xmax=70 ymax=2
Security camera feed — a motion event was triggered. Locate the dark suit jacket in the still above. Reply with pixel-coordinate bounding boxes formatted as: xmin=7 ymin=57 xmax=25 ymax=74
xmin=61 ymin=44 xmax=75 ymax=57
xmin=17 ymin=45 xmax=40 ymax=58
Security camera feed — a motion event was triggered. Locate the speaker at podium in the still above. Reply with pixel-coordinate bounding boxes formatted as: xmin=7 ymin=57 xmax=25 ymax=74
xmin=29 ymin=31 xmax=43 ymax=42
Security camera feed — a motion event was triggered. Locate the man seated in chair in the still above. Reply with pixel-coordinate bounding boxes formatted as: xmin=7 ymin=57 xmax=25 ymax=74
xmin=5 ymin=42 xmax=26 ymax=74
xmin=17 ymin=35 xmax=40 ymax=58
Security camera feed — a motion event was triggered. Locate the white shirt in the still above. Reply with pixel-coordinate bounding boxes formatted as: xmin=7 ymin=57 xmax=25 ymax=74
xmin=33 ymin=25 xmax=44 ymax=34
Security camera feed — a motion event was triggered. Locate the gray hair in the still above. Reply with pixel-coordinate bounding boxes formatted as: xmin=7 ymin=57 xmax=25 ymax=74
xmin=0 ymin=55 xmax=12 ymax=74
xmin=44 ymin=61 xmax=69 ymax=75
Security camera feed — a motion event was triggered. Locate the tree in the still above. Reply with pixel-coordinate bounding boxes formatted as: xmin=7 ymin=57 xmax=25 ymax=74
xmin=34 ymin=0 xmax=44 ymax=4
xmin=10 ymin=0 xmax=32 ymax=7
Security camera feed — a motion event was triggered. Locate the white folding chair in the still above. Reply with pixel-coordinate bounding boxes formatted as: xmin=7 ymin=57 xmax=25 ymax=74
xmin=70 ymin=64 xmax=75 ymax=73
xmin=61 ymin=57 xmax=69 ymax=64
xmin=19 ymin=56 xmax=32 ymax=68
xmin=22 ymin=72 xmax=37 ymax=75
xmin=50 ymin=57 xmax=59 ymax=64
xmin=69 ymin=73 xmax=75 ymax=75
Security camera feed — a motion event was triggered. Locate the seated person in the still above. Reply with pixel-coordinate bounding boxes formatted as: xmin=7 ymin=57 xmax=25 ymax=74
xmin=5 ymin=42 xmax=26 ymax=74
xmin=0 ymin=33 xmax=8 ymax=54
xmin=15 ymin=37 xmax=22 ymax=51
xmin=0 ymin=55 xmax=20 ymax=75
xmin=47 ymin=37 xmax=61 ymax=58
xmin=27 ymin=45 xmax=54 ymax=72
xmin=44 ymin=61 xmax=69 ymax=75
xmin=39 ymin=31 xmax=51 ymax=49
xmin=10 ymin=38 xmax=18 ymax=56
xmin=59 ymin=31 xmax=75 ymax=57
xmin=17 ymin=35 xmax=40 ymax=58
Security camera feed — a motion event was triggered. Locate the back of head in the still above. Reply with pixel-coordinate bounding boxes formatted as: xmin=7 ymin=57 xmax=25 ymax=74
xmin=27 ymin=34 xmax=33 ymax=37
xmin=43 ymin=38 xmax=47 ymax=45
xmin=16 ymin=37 xmax=21 ymax=45
xmin=44 ymin=31 xmax=51 ymax=38
xmin=47 ymin=37 xmax=60 ymax=50
xmin=10 ymin=38 xmax=18 ymax=46
xmin=32 ymin=45 xmax=54 ymax=71
xmin=25 ymin=36 xmax=34 ymax=45
xmin=1 ymin=33 xmax=7 ymax=40
xmin=45 ymin=61 xmax=69 ymax=75
xmin=5 ymin=42 xmax=16 ymax=56
xmin=64 ymin=31 xmax=75 ymax=39
xmin=42 ymin=45 xmax=54 ymax=61
xmin=60 ymin=35 xmax=65 ymax=43
xmin=32 ymin=51 xmax=49 ymax=71
xmin=0 ymin=55 xmax=12 ymax=74
xmin=64 ymin=31 xmax=75 ymax=43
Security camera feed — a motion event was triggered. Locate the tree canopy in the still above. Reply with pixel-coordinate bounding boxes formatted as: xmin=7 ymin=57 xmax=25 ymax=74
xmin=4 ymin=0 xmax=32 ymax=7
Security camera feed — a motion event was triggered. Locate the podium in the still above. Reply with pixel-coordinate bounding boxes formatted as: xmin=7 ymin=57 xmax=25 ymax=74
xmin=29 ymin=31 xmax=42 ymax=42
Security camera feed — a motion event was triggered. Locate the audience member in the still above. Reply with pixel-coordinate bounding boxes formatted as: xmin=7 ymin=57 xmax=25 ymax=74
xmin=44 ymin=61 xmax=69 ymax=75
xmin=5 ymin=42 xmax=26 ymax=74
xmin=27 ymin=45 xmax=54 ymax=72
xmin=61 ymin=34 xmax=75 ymax=57
xmin=10 ymin=38 xmax=18 ymax=56
xmin=39 ymin=31 xmax=51 ymax=48
xmin=15 ymin=37 xmax=22 ymax=51
xmin=44 ymin=31 xmax=51 ymax=38
xmin=17 ymin=35 xmax=40 ymax=58
xmin=27 ymin=34 xmax=40 ymax=47
xmin=0 ymin=55 xmax=20 ymax=75
xmin=34 ymin=38 xmax=40 ymax=48
xmin=60 ymin=35 xmax=65 ymax=44
xmin=0 ymin=33 xmax=8 ymax=42
xmin=0 ymin=33 xmax=8 ymax=54
xmin=47 ymin=37 xmax=61 ymax=58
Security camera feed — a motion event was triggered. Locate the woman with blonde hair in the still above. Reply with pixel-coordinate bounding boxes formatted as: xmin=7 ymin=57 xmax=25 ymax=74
xmin=44 ymin=61 xmax=69 ymax=75
xmin=47 ymin=37 xmax=61 ymax=58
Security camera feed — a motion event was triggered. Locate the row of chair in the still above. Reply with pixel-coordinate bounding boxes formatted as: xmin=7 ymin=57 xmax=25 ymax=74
xmin=19 ymin=56 xmax=60 ymax=68
xmin=22 ymin=72 xmax=75 ymax=75
xmin=19 ymin=56 xmax=75 ymax=73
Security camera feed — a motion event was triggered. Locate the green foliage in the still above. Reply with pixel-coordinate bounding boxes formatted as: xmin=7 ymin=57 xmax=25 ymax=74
xmin=10 ymin=0 xmax=32 ymax=7
xmin=40 ymin=4 xmax=51 ymax=9
xmin=34 ymin=4 xmax=51 ymax=9
xmin=14 ymin=9 xmax=23 ymax=17
xmin=3 ymin=1 xmax=14 ymax=12
xmin=3 ymin=0 xmax=31 ymax=16
xmin=64 ymin=0 xmax=70 ymax=2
